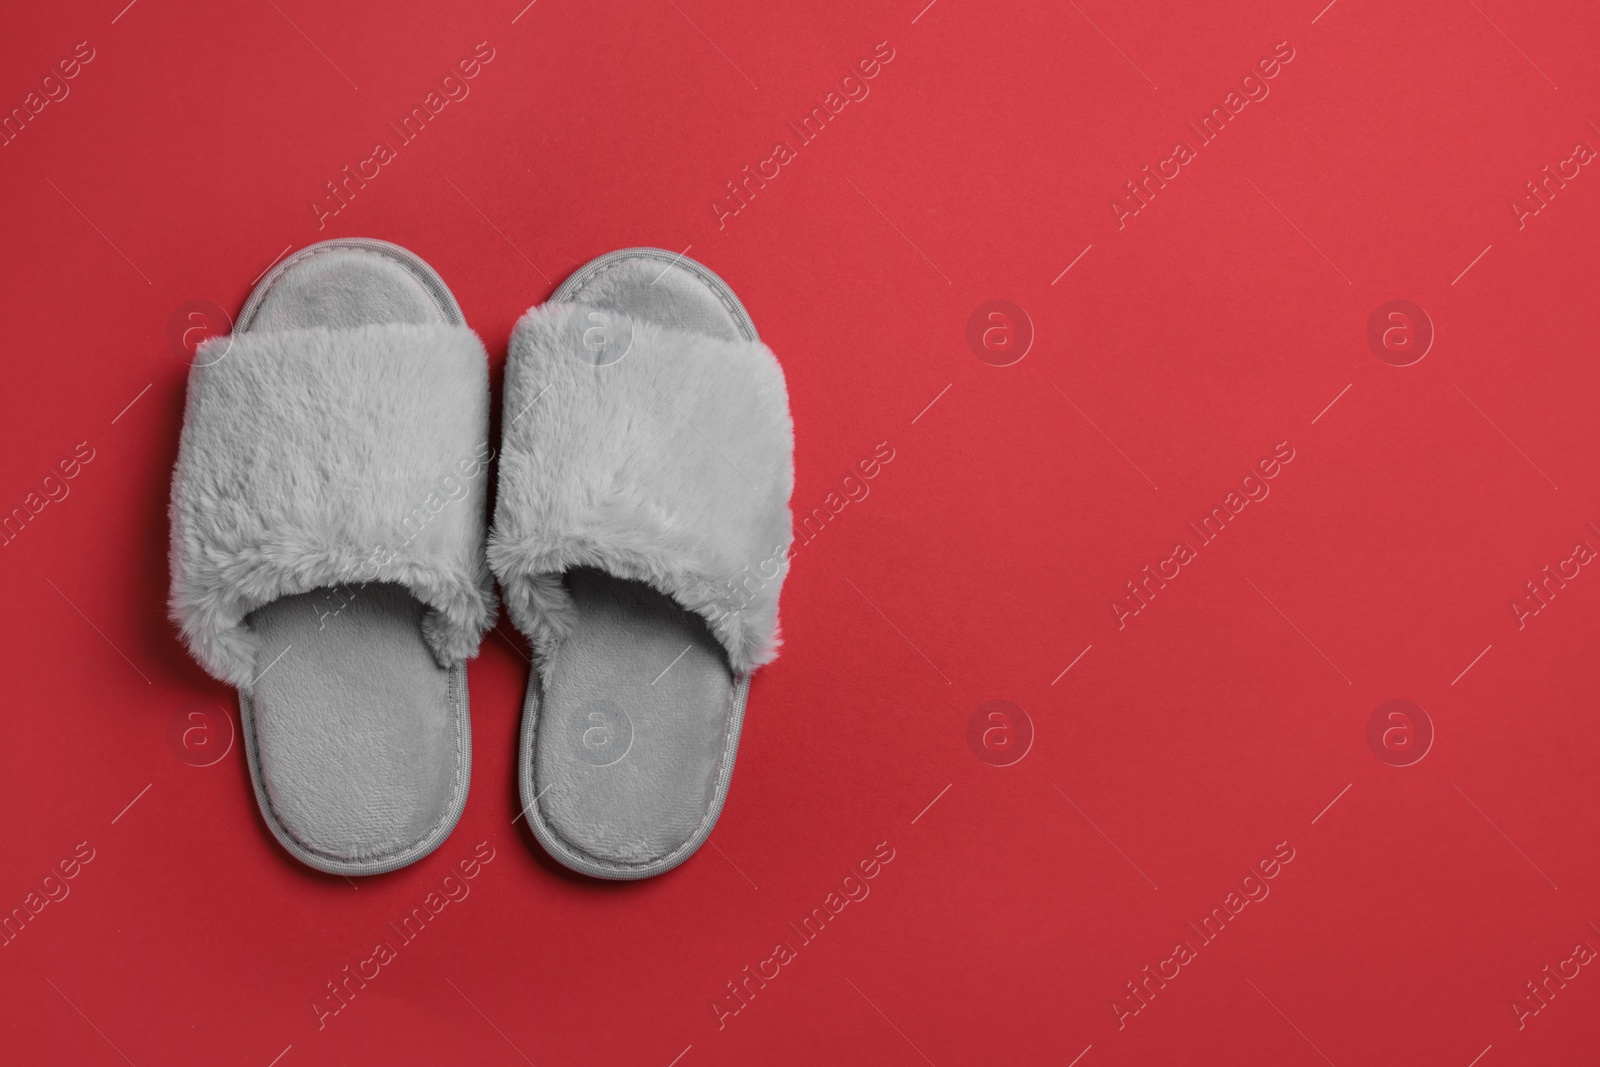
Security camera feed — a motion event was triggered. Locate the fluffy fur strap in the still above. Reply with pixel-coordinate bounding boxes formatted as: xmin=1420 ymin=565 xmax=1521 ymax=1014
xmin=489 ymin=302 xmax=794 ymax=675
xmin=169 ymin=322 xmax=495 ymax=688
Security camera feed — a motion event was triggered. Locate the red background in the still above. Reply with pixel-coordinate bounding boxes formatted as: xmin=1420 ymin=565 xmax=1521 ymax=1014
xmin=3 ymin=0 xmax=1599 ymax=1064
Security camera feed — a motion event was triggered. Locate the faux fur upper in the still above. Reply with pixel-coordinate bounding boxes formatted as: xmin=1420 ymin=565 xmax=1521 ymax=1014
xmin=489 ymin=302 xmax=794 ymax=675
xmin=169 ymin=322 xmax=495 ymax=689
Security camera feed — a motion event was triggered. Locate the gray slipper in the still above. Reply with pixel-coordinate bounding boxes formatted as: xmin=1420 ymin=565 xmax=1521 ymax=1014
xmin=169 ymin=238 xmax=494 ymax=876
xmin=490 ymin=248 xmax=794 ymax=879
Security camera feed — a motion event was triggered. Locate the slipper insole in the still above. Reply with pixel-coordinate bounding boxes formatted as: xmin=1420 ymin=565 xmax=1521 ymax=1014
xmin=249 ymin=584 xmax=459 ymax=862
xmin=527 ymin=253 xmax=753 ymax=873
xmin=238 ymin=243 xmax=469 ymax=871
xmin=535 ymin=569 xmax=733 ymax=864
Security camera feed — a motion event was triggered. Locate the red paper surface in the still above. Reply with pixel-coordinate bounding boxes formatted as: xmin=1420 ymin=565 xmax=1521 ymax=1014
xmin=3 ymin=1 xmax=1599 ymax=1064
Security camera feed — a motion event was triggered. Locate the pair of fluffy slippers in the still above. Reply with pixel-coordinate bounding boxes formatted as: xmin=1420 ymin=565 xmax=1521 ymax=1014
xmin=168 ymin=239 xmax=793 ymax=879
